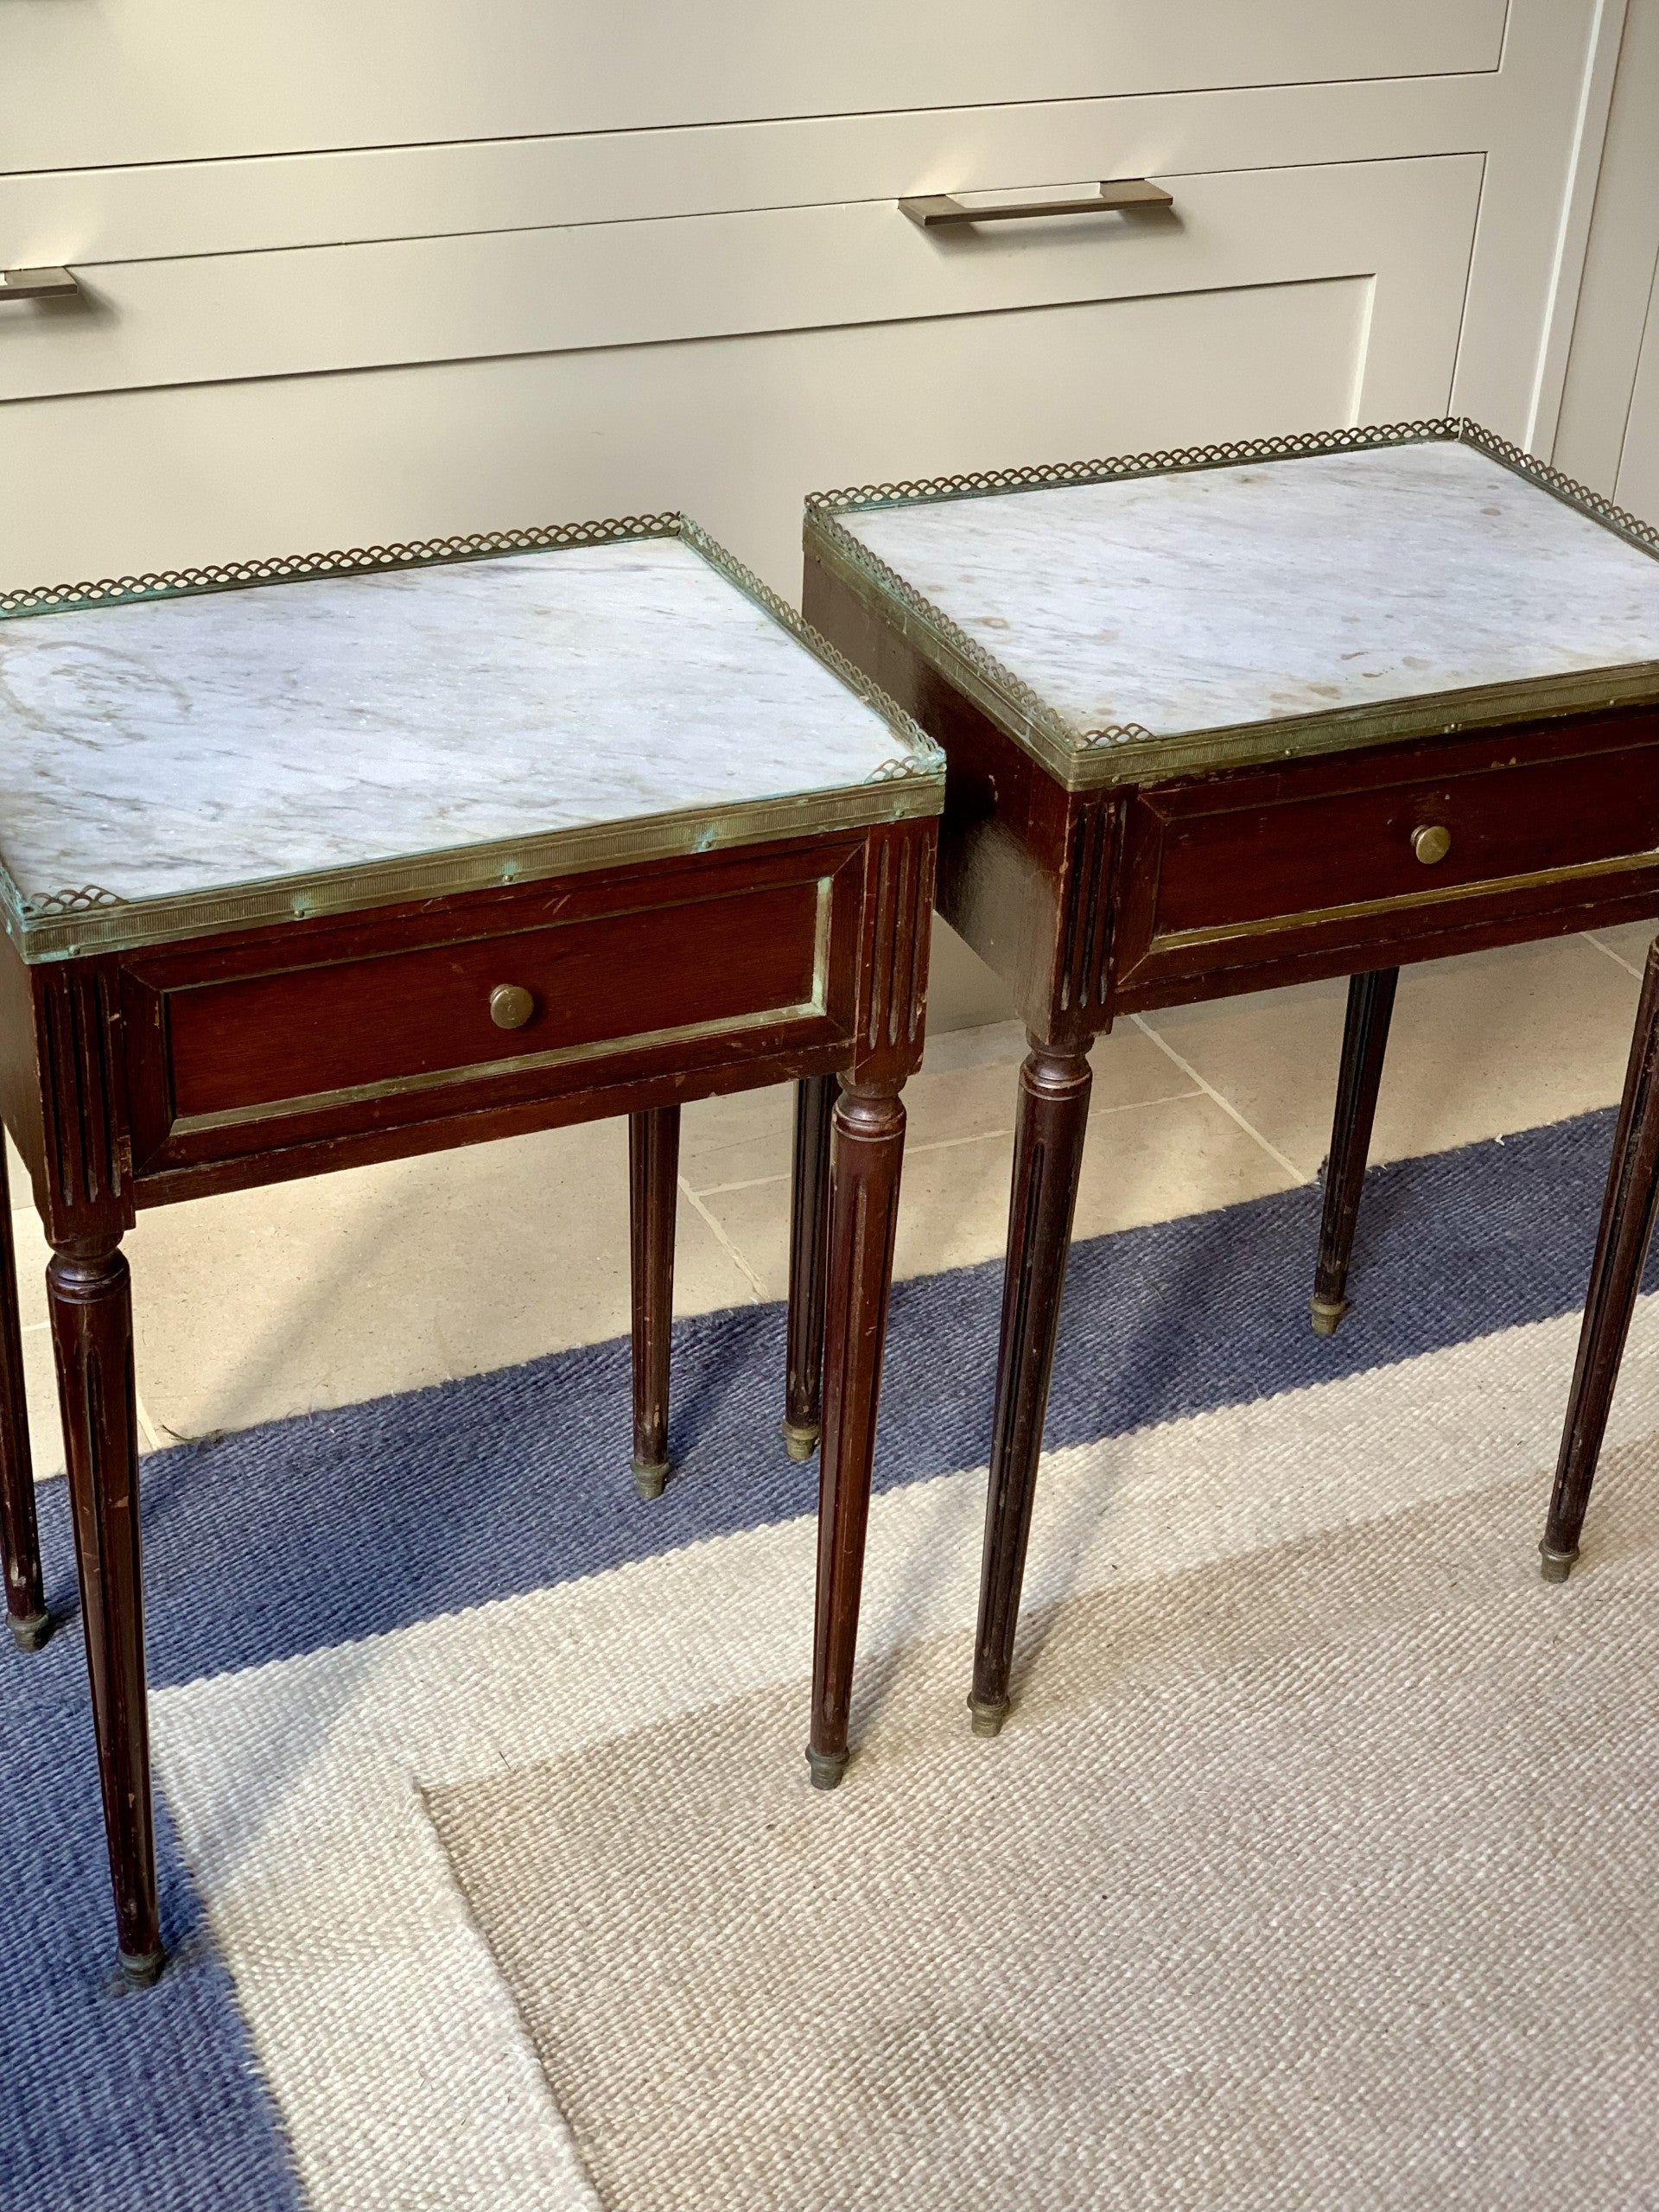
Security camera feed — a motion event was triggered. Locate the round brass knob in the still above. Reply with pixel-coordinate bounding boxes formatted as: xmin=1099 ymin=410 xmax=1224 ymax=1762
xmin=489 ymin=982 xmax=537 ymax=1030
xmin=1411 ymin=823 xmax=1452 ymax=867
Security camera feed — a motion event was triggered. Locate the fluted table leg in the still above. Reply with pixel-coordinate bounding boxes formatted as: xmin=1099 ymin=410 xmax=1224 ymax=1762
xmin=782 ymin=1073 xmax=836 ymax=1463
xmin=970 ymin=1041 xmax=1092 ymax=1736
xmin=50 ymin=1236 xmax=161 ymax=1986
xmin=807 ymin=1079 xmax=906 ymax=1789
xmin=628 ymin=1105 xmax=680 ymax=1501
xmin=1541 ymin=936 xmax=1659 ymax=1581
xmin=1311 ymin=967 xmax=1399 ymax=1336
xmin=0 ymin=1141 xmax=48 ymax=1652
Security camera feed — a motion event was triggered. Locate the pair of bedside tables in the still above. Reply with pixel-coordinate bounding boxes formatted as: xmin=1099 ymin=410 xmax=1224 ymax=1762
xmin=4 ymin=420 xmax=1659 ymax=1982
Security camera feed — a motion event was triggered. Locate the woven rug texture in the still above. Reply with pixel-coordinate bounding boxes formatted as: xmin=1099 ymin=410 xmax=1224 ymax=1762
xmin=4 ymin=1103 xmax=1659 ymax=2210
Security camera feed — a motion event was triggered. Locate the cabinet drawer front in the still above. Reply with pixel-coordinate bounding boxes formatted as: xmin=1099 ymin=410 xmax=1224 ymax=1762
xmin=158 ymin=869 xmax=833 ymax=1131
xmin=0 ymin=157 xmax=1479 ymax=410
xmin=1124 ymin=719 xmax=1659 ymax=974
xmin=3 ymin=4 xmax=1504 ymax=171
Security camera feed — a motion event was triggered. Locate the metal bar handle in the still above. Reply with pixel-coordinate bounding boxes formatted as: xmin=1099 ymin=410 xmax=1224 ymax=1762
xmin=899 ymin=179 xmax=1173 ymax=230
xmin=0 ymin=268 xmax=79 ymax=301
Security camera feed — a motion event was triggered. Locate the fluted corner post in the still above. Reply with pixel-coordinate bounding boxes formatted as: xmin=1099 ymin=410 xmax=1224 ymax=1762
xmin=48 ymin=1235 xmax=162 ymax=1986
xmin=782 ymin=1073 xmax=836 ymax=1464
xmin=628 ymin=1104 xmax=681 ymax=1501
xmin=1311 ymin=968 xmax=1399 ymax=1336
xmin=970 ymin=1039 xmax=1093 ymax=1736
xmin=1541 ymin=936 xmax=1659 ymax=1583
xmin=806 ymin=1078 xmax=906 ymax=1789
xmin=0 ymin=1139 xmax=48 ymax=1652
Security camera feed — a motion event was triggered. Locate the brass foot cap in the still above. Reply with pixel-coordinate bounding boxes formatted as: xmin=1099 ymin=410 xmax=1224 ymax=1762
xmin=1539 ymin=1542 xmax=1580 ymax=1585
xmin=118 ymin=1946 xmax=165 ymax=1991
xmin=1309 ymin=1295 xmax=1348 ymax=1338
xmin=631 ymin=1459 xmax=668 ymax=1502
xmin=8 ymin=1608 xmax=51 ymax=1654
xmin=805 ymin=1745 xmax=849 ymax=1792
xmin=779 ymin=1419 xmax=820 ymax=1465
xmin=968 ymin=1695 xmax=1009 ymax=1739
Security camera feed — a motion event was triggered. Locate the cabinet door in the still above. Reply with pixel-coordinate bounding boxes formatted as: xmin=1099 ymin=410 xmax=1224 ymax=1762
xmin=1617 ymin=304 xmax=1659 ymax=526
xmin=0 ymin=156 xmax=1479 ymax=600
xmin=1 ymin=3 xmax=1507 ymax=169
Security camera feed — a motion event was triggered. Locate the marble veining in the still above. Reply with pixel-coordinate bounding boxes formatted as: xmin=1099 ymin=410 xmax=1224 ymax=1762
xmin=841 ymin=442 xmax=1659 ymax=746
xmin=0 ymin=537 xmax=905 ymax=906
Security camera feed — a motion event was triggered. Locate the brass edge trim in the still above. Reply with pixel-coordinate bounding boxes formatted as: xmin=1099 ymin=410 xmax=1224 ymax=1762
xmin=1149 ymin=844 xmax=1659 ymax=954
xmin=1065 ymin=664 xmax=1659 ymax=790
xmin=675 ymin=518 xmax=944 ymax=783
xmin=4 ymin=780 xmax=938 ymax=964
xmin=0 ymin=512 xmax=687 ymax=621
xmin=804 ymin=514 xmax=1092 ymax=784
xmin=804 ymin=417 xmax=1467 ymax=518
xmin=803 ymin=417 xmax=1659 ymax=785
xmin=0 ymin=861 xmax=34 ymax=952
xmin=172 ymin=998 xmax=830 ymax=1135
xmin=1453 ymin=419 xmax=1659 ymax=562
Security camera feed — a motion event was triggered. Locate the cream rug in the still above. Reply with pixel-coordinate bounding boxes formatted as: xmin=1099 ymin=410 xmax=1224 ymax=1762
xmin=428 ymin=1457 xmax=1659 ymax=2211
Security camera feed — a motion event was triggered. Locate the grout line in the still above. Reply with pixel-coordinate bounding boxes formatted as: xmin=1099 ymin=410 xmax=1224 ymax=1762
xmin=134 ymin=1387 xmax=163 ymax=1454
xmin=676 ymin=1176 xmax=767 ymax=1306
xmin=20 ymin=1319 xmax=48 ymax=1336
xmin=1129 ymin=1014 xmax=1313 ymax=1186
xmin=1583 ymin=927 xmax=1647 ymax=983
xmin=689 ymin=1085 xmax=1210 ymax=1198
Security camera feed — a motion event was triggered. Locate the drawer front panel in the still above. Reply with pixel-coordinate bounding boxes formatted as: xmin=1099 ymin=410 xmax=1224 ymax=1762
xmin=3 ymin=5 xmax=1505 ymax=171
xmin=0 ymin=158 xmax=1479 ymax=409
xmin=160 ymin=872 xmax=830 ymax=1128
xmin=1122 ymin=718 xmax=1659 ymax=977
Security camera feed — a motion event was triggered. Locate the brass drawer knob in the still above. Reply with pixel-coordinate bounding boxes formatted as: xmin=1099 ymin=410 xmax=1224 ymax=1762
xmin=1412 ymin=823 xmax=1452 ymax=867
xmin=489 ymin=982 xmax=537 ymax=1030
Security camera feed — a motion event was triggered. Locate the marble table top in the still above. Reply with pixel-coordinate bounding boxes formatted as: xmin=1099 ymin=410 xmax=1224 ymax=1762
xmin=0 ymin=524 xmax=940 ymax=957
xmin=816 ymin=430 xmax=1659 ymax=787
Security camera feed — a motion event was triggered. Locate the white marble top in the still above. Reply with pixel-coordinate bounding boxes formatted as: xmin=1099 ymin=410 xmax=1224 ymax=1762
xmin=0 ymin=535 xmax=912 ymax=910
xmin=840 ymin=442 xmax=1659 ymax=745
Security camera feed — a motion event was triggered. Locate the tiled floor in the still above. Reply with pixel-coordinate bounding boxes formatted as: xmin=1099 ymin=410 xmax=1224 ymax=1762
xmin=5 ymin=928 xmax=1651 ymax=1472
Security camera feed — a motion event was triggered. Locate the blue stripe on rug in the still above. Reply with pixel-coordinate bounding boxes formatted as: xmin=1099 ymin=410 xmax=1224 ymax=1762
xmin=0 ymin=1637 xmax=304 ymax=2210
xmin=1 ymin=1103 xmax=1635 ymax=2211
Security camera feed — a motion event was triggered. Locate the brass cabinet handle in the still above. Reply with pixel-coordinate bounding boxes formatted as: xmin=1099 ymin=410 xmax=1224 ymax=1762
xmin=899 ymin=179 xmax=1173 ymax=230
xmin=489 ymin=982 xmax=537 ymax=1030
xmin=0 ymin=267 xmax=79 ymax=302
xmin=1412 ymin=823 xmax=1452 ymax=866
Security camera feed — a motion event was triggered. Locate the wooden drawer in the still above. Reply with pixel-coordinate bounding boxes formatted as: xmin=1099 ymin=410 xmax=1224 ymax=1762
xmin=2 ymin=4 xmax=1505 ymax=170
xmin=1116 ymin=714 xmax=1659 ymax=992
xmin=121 ymin=842 xmax=856 ymax=1173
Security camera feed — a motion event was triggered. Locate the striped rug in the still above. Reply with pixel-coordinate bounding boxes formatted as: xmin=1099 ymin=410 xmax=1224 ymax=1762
xmin=3 ymin=1103 xmax=1657 ymax=2209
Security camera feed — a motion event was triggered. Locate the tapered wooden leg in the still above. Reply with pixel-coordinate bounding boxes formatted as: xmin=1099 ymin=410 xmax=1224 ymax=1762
xmin=49 ymin=1236 xmax=162 ymax=1985
xmin=807 ymin=1081 xmax=906 ymax=1789
xmin=970 ymin=1043 xmax=1093 ymax=1735
xmin=782 ymin=1074 xmax=836 ymax=1464
xmin=1311 ymin=968 xmax=1399 ymax=1336
xmin=1541 ymin=936 xmax=1659 ymax=1582
xmin=0 ymin=1143 xmax=48 ymax=1652
xmin=628 ymin=1105 xmax=680 ymax=1501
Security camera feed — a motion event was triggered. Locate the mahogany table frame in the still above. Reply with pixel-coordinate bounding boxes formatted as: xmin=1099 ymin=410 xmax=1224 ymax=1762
xmin=802 ymin=416 xmax=1659 ymax=1737
xmin=0 ymin=520 xmax=940 ymax=1985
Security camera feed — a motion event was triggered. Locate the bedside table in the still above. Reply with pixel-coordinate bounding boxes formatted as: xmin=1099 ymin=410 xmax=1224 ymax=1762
xmin=0 ymin=514 xmax=943 ymax=1980
xmin=803 ymin=418 xmax=1659 ymax=1733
